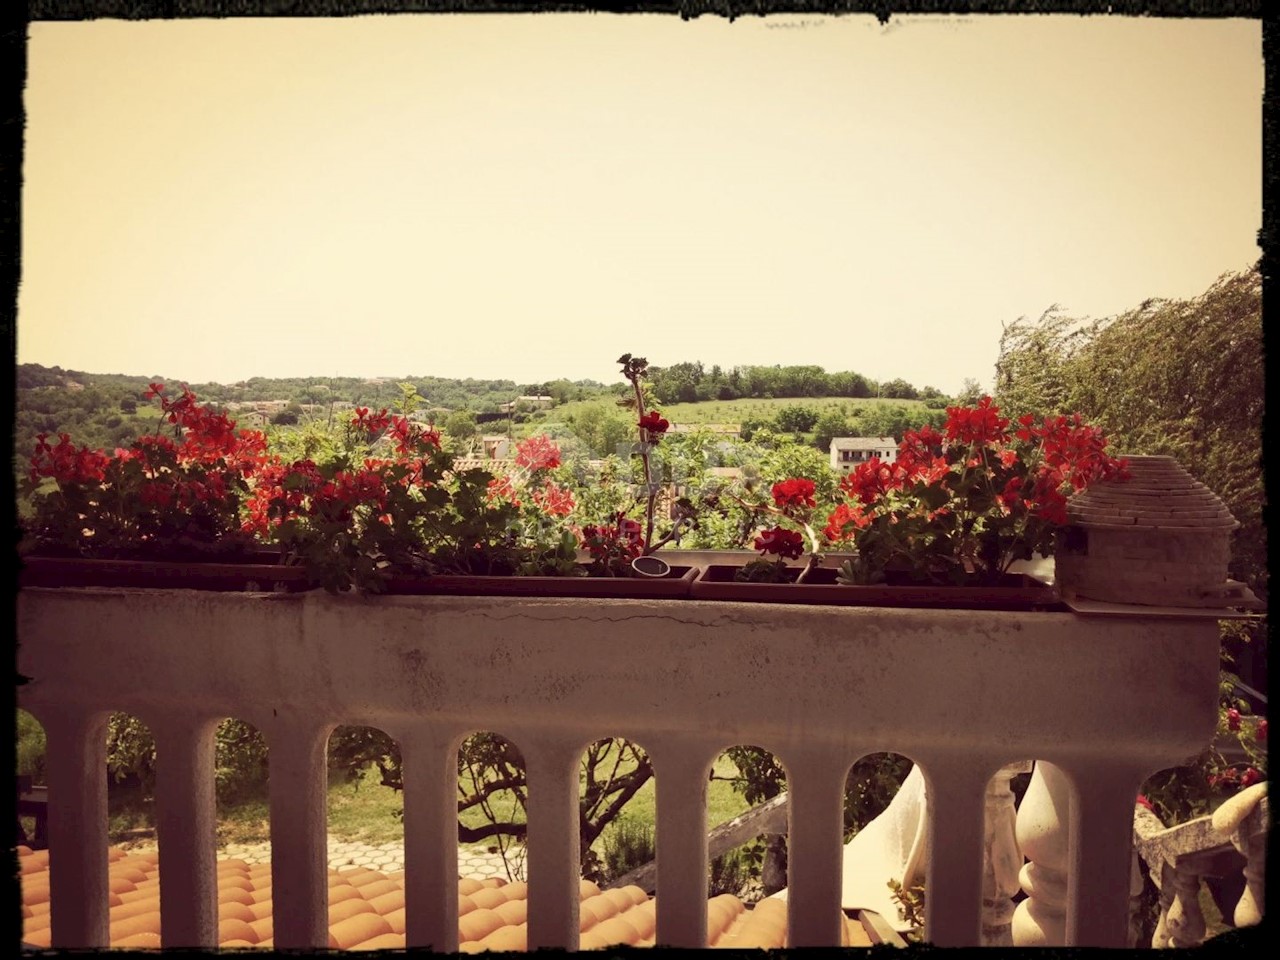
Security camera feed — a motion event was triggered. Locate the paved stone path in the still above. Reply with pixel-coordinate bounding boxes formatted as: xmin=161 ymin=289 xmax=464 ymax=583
xmin=120 ymin=837 xmax=523 ymax=881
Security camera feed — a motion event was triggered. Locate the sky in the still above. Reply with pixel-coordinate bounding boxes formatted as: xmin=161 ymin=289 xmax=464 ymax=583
xmin=17 ymin=13 xmax=1262 ymax=395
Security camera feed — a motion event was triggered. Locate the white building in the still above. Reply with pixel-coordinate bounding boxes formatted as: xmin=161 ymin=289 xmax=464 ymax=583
xmin=829 ymin=436 xmax=897 ymax=473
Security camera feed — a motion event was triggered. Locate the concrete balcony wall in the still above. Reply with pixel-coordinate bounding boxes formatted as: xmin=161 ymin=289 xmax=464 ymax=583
xmin=17 ymin=587 xmax=1221 ymax=950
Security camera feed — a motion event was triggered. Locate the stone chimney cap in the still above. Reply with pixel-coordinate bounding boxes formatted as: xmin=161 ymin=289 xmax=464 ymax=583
xmin=1066 ymin=455 xmax=1238 ymax=531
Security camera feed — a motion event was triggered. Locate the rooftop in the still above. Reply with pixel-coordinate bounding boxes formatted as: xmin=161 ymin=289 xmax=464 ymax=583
xmin=18 ymin=844 xmax=877 ymax=950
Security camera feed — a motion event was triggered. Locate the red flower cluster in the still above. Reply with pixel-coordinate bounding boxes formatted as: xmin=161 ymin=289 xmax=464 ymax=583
xmin=754 ymin=526 xmax=805 ymax=560
xmin=823 ymin=396 xmax=1127 ymax=582
xmin=486 ymin=475 xmax=521 ymax=508
xmin=580 ymin=515 xmax=643 ymax=564
xmin=837 ymin=457 xmax=911 ymax=508
xmin=772 ymin=478 xmax=816 ymax=510
xmin=532 ymin=481 xmax=575 ymax=517
xmin=638 ymin=411 xmax=670 ymax=437
xmin=1210 ymin=766 xmax=1263 ymax=789
xmin=29 ymin=433 xmax=111 ymax=486
xmin=823 ymin=501 xmax=869 ymax=541
xmin=1227 ymin=708 xmax=1242 ymax=731
xmin=515 ymin=435 xmax=562 ymax=472
xmin=944 ymin=395 xmax=1010 ymax=446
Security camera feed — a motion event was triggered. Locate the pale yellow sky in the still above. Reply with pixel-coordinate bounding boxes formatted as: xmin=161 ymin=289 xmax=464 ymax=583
xmin=18 ymin=13 xmax=1261 ymax=393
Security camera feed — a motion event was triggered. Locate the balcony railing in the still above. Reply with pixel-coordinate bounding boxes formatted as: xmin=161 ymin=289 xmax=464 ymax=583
xmin=16 ymin=580 xmax=1222 ymax=949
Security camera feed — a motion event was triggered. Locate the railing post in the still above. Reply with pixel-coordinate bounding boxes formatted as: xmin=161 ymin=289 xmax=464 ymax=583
xmin=652 ymin=740 xmax=712 ymax=949
xmin=41 ymin=707 xmax=111 ymax=949
xmin=920 ymin=759 xmax=989 ymax=947
xmin=399 ymin=725 xmax=461 ymax=953
xmin=981 ymin=761 xmax=1029 ymax=946
xmin=785 ymin=747 xmax=847 ymax=948
xmin=524 ymin=736 xmax=582 ymax=951
xmin=1012 ymin=760 xmax=1070 ymax=946
xmin=264 ymin=719 xmax=332 ymax=949
xmin=1063 ymin=761 xmax=1147 ymax=947
xmin=152 ymin=713 xmax=220 ymax=948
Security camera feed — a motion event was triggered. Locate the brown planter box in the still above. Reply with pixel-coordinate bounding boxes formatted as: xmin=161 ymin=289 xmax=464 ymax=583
xmin=383 ymin=565 xmax=699 ymax=599
xmin=690 ymin=565 xmax=1063 ymax=611
xmin=18 ymin=554 xmax=315 ymax=593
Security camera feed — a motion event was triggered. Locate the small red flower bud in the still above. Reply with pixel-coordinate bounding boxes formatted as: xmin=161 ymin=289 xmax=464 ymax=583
xmin=1257 ymin=719 xmax=1267 ymax=742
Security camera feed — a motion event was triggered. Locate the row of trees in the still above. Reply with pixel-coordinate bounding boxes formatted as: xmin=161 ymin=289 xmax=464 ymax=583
xmin=643 ymin=361 xmax=955 ymax=405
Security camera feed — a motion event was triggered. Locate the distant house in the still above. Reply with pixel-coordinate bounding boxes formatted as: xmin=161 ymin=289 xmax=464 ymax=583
xmin=479 ymin=435 xmax=513 ymax=460
xmin=498 ymin=395 xmax=554 ymax=414
xmin=829 ymin=436 xmax=897 ymax=473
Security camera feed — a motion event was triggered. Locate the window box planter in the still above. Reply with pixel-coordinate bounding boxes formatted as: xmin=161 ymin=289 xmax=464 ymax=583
xmin=690 ymin=564 xmax=1063 ymax=611
xmin=382 ymin=564 xmax=700 ymax=599
xmin=18 ymin=551 xmax=315 ymax=593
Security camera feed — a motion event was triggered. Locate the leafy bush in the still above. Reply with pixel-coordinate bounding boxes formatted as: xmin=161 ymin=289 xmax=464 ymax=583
xmin=16 ymin=710 xmax=47 ymax=780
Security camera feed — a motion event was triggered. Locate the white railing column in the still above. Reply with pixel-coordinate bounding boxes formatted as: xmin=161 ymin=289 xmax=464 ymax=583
xmin=921 ymin=760 xmax=989 ymax=946
xmin=981 ymin=761 xmax=1029 ymax=946
xmin=1064 ymin=762 xmax=1146 ymax=947
xmin=265 ymin=720 xmax=332 ymax=949
xmin=653 ymin=740 xmax=712 ymax=948
xmin=399 ymin=725 xmax=461 ymax=952
xmin=41 ymin=707 xmax=111 ymax=948
xmin=1211 ymin=783 xmax=1268 ymax=930
xmin=524 ymin=737 xmax=582 ymax=950
xmin=1012 ymin=760 xmax=1071 ymax=946
xmin=152 ymin=714 xmax=220 ymax=948
xmin=785 ymin=748 xmax=847 ymax=948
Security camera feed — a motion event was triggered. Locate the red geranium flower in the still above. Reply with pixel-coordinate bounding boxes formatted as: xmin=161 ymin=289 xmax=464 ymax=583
xmin=1227 ymin=708 xmax=1242 ymax=731
xmin=515 ymin=435 xmax=562 ymax=472
xmin=772 ymin=478 xmax=816 ymax=510
xmin=754 ymin=526 xmax=804 ymax=560
xmin=638 ymin=411 xmax=670 ymax=437
xmin=944 ymin=395 xmax=1010 ymax=447
xmin=532 ymin=481 xmax=575 ymax=517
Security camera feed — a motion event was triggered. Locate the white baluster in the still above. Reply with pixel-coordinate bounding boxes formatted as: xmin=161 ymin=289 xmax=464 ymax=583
xmin=1164 ymin=865 xmax=1206 ymax=947
xmin=1210 ymin=782 xmax=1267 ymax=929
xmin=1151 ymin=861 xmax=1176 ymax=948
xmin=1012 ymin=761 xmax=1071 ymax=946
xmin=981 ymin=761 xmax=1029 ymax=946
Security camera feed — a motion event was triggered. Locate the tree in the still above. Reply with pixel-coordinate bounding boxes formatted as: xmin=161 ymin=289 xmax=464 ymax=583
xmin=812 ymin=411 xmax=851 ymax=455
xmin=954 ymin=378 xmax=985 ymax=406
xmin=567 ymin=403 xmax=635 ymax=459
xmin=443 ymin=410 xmax=477 ymax=440
xmin=878 ymin=378 xmax=919 ymax=400
xmin=773 ymin=405 xmax=820 ymax=433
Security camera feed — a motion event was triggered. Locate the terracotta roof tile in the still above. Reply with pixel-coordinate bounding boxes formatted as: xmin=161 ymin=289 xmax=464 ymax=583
xmin=19 ymin=844 xmax=846 ymax=951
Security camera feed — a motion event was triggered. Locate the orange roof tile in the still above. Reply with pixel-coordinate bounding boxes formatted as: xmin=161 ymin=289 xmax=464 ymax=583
xmin=19 ymin=844 xmax=839 ymax=950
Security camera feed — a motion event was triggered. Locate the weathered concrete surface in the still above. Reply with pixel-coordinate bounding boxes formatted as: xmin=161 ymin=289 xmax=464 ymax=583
xmin=17 ymin=587 xmax=1221 ymax=950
